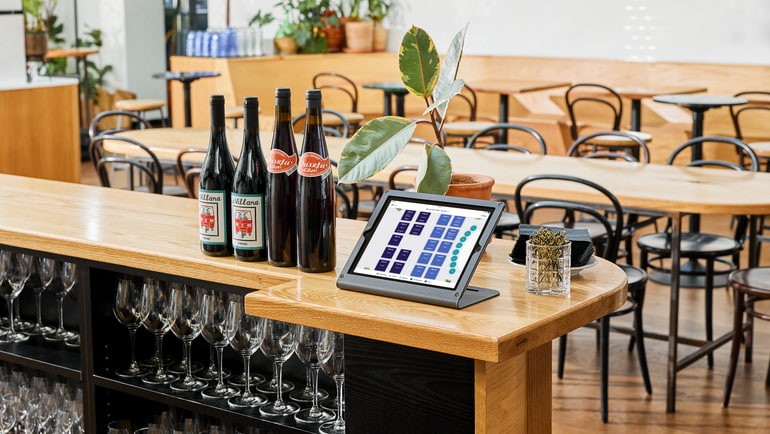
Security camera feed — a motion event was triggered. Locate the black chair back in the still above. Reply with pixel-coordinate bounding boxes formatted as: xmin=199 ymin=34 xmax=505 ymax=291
xmin=567 ymin=130 xmax=650 ymax=163
xmin=667 ymin=136 xmax=759 ymax=171
xmin=466 ymin=123 xmax=548 ymax=154
xmin=565 ymin=83 xmax=624 ymax=140
xmin=292 ymin=109 xmax=350 ymax=138
xmin=312 ymin=72 xmax=360 ymax=113
xmin=90 ymin=134 xmax=164 ymax=194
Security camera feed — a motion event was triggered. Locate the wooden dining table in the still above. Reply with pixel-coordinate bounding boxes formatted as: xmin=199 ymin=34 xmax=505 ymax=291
xmin=468 ymin=79 xmax=571 ymax=125
xmin=107 ymin=127 xmax=770 ymax=413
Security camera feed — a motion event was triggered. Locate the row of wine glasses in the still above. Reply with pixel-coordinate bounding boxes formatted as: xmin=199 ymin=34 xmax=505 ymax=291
xmin=0 ymin=251 xmax=79 ymax=345
xmin=0 ymin=361 xmax=84 ymax=433
xmin=112 ymin=277 xmax=346 ymax=433
xmin=107 ymin=407 xmax=272 ymax=433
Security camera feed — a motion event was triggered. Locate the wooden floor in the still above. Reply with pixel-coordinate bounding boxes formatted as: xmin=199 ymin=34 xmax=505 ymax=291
xmin=79 ymin=165 xmax=770 ymax=432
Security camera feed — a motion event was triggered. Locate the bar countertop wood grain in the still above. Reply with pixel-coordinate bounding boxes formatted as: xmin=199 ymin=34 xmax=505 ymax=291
xmin=0 ymin=174 xmax=626 ymax=363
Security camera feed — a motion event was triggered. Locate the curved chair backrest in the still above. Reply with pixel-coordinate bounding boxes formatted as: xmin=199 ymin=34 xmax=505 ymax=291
xmin=565 ymin=83 xmax=624 ymax=140
xmin=466 ymin=123 xmax=548 ymax=155
xmin=567 ymin=131 xmax=650 ymax=163
xmin=730 ymin=91 xmax=770 ymax=140
xmin=292 ymin=109 xmax=350 ymax=138
xmin=90 ymin=134 xmax=164 ymax=193
xmin=89 ymin=110 xmax=152 ymax=142
xmin=96 ymin=156 xmax=162 ymax=194
xmin=513 ymin=174 xmax=624 ymax=262
xmin=176 ymin=147 xmax=208 ymax=198
xmin=666 ymin=136 xmax=759 ymax=171
xmin=387 ymin=165 xmax=418 ymax=191
xmin=312 ymin=72 xmax=359 ymax=112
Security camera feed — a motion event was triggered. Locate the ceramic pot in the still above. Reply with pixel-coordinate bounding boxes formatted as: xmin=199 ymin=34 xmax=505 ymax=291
xmin=322 ymin=26 xmax=344 ymax=53
xmin=25 ymin=32 xmax=48 ymax=59
xmin=274 ymin=36 xmax=298 ymax=55
xmin=344 ymin=20 xmax=373 ymax=53
xmin=445 ymin=173 xmax=495 ymax=201
xmin=373 ymin=26 xmax=387 ymax=52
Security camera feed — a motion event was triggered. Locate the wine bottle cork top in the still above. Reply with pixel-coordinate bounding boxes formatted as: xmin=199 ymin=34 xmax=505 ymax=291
xmin=210 ymin=94 xmax=225 ymax=105
xmin=243 ymin=96 xmax=259 ymax=107
xmin=275 ymin=87 xmax=291 ymax=98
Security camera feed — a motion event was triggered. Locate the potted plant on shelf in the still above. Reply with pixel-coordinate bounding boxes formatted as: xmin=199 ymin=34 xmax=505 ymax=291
xmin=367 ymin=0 xmax=392 ymax=52
xmin=22 ymin=0 xmax=58 ymax=60
xmin=338 ymin=24 xmax=493 ymax=199
xmin=338 ymin=0 xmax=372 ymax=52
xmin=320 ymin=8 xmax=342 ymax=53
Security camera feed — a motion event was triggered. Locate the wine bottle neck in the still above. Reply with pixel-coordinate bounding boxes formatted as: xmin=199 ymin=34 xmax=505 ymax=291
xmin=210 ymin=103 xmax=225 ymax=128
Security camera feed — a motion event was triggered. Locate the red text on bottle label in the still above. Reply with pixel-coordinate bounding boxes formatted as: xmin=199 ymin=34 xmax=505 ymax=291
xmin=297 ymin=152 xmax=331 ymax=178
xmin=268 ymin=149 xmax=298 ymax=175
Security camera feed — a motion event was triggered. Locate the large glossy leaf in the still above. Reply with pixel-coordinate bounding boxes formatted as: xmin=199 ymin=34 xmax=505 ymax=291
xmin=399 ymin=26 xmax=440 ymax=98
xmin=424 ymin=78 xmax=465 ymax=115
xmin=415 ymin=144 xmax=452 ymax=195
xmin=433 ymin=23 xmax=468 ymax=119
xmin=337 ymin=117 xmax=417 ymax=184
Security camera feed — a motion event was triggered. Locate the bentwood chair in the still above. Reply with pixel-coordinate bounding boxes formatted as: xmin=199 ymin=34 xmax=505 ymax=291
xmin=636 ymin=136 xmax=759 ymax=367
xmin=565 ymin=83 xmax=652 ymax=159
xmin=90 ymin=134 xmax=188 ymax=197
xmin=730 ymin=91 xmax=770 ymax=171
xmin=722 ymin=267 xmax=770 ymax=407
xmin=312 ymin=72 xmax=365 ymax=134
xmin=466 ymin=123 xmax=548 ymax=155
xmin=88 ymin=110 xmax=152 ymax=145
xmin=443 ymin=85 xmax=497 ymax=146
xmin=513 ymin=174 xmax=651 ymax=423
xmin=175 ymin=148 xmax=208 ymax=198
xmin=292 ymin=109 xmax=350 ymax=138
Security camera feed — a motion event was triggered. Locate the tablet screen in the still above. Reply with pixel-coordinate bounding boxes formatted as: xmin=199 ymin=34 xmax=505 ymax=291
xmin=350 ymin=196 xmax=494 ymax=290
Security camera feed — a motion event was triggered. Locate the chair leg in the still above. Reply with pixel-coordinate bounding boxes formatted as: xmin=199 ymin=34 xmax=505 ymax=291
xmin=557 ymin=334 xmax=567 ymax=379
xmin=600 ymin=316 xmax=610 ymax=423
xmin=705 ymin=258 xmax=715 ymax=368
xmin=746 ymin=298 xmax=754 ymax=364
xmin=723 ymin=289 xmax=745 ymax=407
xmin=633 ymin=299 xmax=652 ymax=395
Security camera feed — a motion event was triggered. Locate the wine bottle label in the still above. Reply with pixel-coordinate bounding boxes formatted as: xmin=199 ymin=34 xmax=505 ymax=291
xmin=297 ymin=152 xmax=331 ymax=178
xmin=199 ymin=189 xmax=228 ymax=245
xmin=231 ymin=193 xmax=265 ymax=249
xmin=267 ymin=149 xmax=298 ymax=175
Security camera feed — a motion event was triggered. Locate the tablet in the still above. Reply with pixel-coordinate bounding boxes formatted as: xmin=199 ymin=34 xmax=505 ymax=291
xmin=337 ymin=189 xmax=505 ymax=309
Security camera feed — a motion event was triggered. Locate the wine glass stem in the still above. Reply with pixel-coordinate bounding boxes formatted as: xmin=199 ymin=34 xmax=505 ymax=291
xmin=334 ymin=375 xmax=345 ymax=430
xmin=35 ymin=292 xmax=43 ymax=327
xmin=302 ymin=364 xmax=313 ymax=394
xmin=215 ymin=345 xmax=226 ymax=391
xmin=241 ymin=353 xmax=252 ymax=400
xmin=5 ymin=299 xmax=15 ymax=335
xmin=57 ymin=295 xmax=65 ymax=333
xmin=310 ymin=365 xmax=322 ymax=411
xmin=128 ymin=327 xmax=139 ymax=370
xmin=184 ymin=339 xmax=195 ymax=384
xmin=274 ymin=360 xmax=286 ymax=406
xmin=155 ymin=333 xmax=165 ymax=378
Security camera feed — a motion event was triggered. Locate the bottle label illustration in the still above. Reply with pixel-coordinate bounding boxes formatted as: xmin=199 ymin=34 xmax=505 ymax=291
xmin=268 ymin=149 xmax=298 ymax=175
xmin=297 ymin=152 xmax=331 ymax=178
xmin=231 ymin=193 xmax=265 ymax=249
xmin=199 ymin=189 xmax=228 ymax=245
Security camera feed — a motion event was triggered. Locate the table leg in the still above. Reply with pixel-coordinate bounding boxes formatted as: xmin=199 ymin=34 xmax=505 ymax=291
xmin=395 ymin=94 xmax=406 ymax=117
xmin=383 ymin=93 xmax=393 ymax=116
xmin=183 ymin=81 xmax=193 ymax=128
xmin=666 ymin=212 xmax=683 ymax=413
xmin=630 ymin=99 xmax=642 ymax=131
xmin=498 ymin=94 xmax=509 ymax=143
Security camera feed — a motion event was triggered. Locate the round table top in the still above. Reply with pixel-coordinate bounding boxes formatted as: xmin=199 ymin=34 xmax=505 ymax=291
xmin=653 ymin=94 xmax=747 ymax=109
xmin=362 ymin=81 xmax=409 ymax=93
xmin=152 ymin=71 xmax=221 ymax=82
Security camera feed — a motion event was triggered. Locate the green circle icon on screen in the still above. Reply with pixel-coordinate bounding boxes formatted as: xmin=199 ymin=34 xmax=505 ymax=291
xmin=449 ymin=268 xmax=456 ymax=274
xmin=460 ymin=236 xmax=467 ymax=242
xmin=465 ymin=231 xmax=471 ymax=237
xmin=470 ymin=225 xmax=477 ymax=231
xmin=453 ymin=249 xmax=460 ymax=255
xmin=456 ymin=243 xmax=463 ymax=248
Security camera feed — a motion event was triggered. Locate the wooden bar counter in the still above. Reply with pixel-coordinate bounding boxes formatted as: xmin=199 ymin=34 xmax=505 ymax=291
xmin=0 ymin=174 xmax=626 ymax=433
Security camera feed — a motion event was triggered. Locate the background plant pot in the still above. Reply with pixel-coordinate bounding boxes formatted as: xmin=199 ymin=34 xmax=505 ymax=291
xmin=274 ymin=36 xmax=298 ymax=55
xmin=343 ymin=20 xmax=373 ymax=53
xmin=322 ymin=26 xmax=344 ymax=53
xmin=25 ymin=32 xmax=48 ymax=59
xmin=373 ymin=26 xmax=387 ymax=52
xmin=445 ymin=173 xmax=495 ymax=200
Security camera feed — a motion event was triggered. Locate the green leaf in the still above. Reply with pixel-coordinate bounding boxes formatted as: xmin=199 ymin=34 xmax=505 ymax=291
xmin=433 ymin=23 xmax=468 ymax=118
xmin=424 ymin=78 xmax=465 ymax=115
xmin=415 ymin=144 xmax=452 ymax=195
xmin=399 ymin=26 xmax=439 ymax=98
xmin=338 ymin=117 xmax=417 ymax=184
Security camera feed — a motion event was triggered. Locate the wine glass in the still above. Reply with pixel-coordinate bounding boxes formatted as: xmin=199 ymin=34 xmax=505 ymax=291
xmin=293 ymin=325 xmax=334 ymax=424
xmin=140 ymin=278 xmax=178 ymax=385
xmin=259 ymin=319 xmax=300 ymax=417
xmin=43 ymin=260 xmax=78 ymax=342
xmin=106 ymin=419 xmax=132 ymax=434
xmin=226 ymin=295 xmax=267 ymax=408
xmin=195 ymin=288 xmax=231 ymax=383
xmin=0 ymin=252 xmax=33 ymax=343
xmin=27 ymin=256 xmax=56 ymax=336
xmin=318 ymin=330 xmax=345 ymax=434
xmin=168 ymin=282 xmax=207 ymax=392
xmin=0 ymin=393 xmax=16 ymax=433
xmin=200 ymin=290 xmax=238 ymax=399
xmin=113 ymin=276 xmax=149 ymax=378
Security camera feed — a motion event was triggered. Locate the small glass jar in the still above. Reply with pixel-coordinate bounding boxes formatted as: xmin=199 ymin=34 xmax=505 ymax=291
xmin=525 ymin=240 xmax=571 ymax=296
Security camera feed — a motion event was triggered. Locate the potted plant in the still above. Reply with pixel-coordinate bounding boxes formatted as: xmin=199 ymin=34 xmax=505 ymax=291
xmin=320 ymin=9 xmax=342 ymax=53
xmin=338 ymin=24 xmax=493 ymax=199
xmin=338 ymin=0 xmax=372 ymax=52
xmin=367 ymin=0 xmax=392 ymax=52
xmin=274 ymin=7 xmax=299 ymax=55
xmin=22 ymin=0 xmax=58 ymax=59
xmin=248 ymin=10 xmax=274 ymax=56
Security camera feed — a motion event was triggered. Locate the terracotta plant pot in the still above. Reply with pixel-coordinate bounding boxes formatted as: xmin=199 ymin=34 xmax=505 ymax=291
xmin=322 ymin=26 xmax=344 ymax=53
xmin=274 ymin=36 xmax=298 ymax=55
xmin=25 ymin=32 xmax=48 ymax=59
xmin=373 ymin=26 xmax=387 ymax=52
xmin=445 ymin=173 xmax=495 ymax=201
xmin=344 ymin=20 xmax=373 ymax=53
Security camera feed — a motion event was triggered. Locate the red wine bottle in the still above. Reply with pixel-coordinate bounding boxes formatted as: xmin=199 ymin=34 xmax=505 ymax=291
xmin=297 ymin=89 xmax=336 ymax=273
xmin=266 ymin=88 xmax=299 ymax=267
xmin=199 ymin=94 xmax=235 ymax=256
xmin=231 ymin=96 xmax=268 ymax=261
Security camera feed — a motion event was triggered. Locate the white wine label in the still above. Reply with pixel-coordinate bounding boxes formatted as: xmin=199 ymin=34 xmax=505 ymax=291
xmin=297 ymin=152 xmax=331 ymax=178
xmin=199 ymin=189 xmax=228 ymax=245
xmin=231 ymin=193 xmax=265 ymax=249
xmin=268 ymin=149 xmax=297 ymax=175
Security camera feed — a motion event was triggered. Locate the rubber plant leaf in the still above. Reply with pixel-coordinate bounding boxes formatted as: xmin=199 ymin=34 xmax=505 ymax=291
xmin=337 ymin=117 xmax=417 ymax=184
xmin=424 ymin=78 xmax=465 ymax=115
xmin=433 ymin=23 xmax=468 ymax=119
xmin=399 ymin=26 xmax=439 ymax=98
xmin=415 ymin=144 xmax=452 ymax=195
